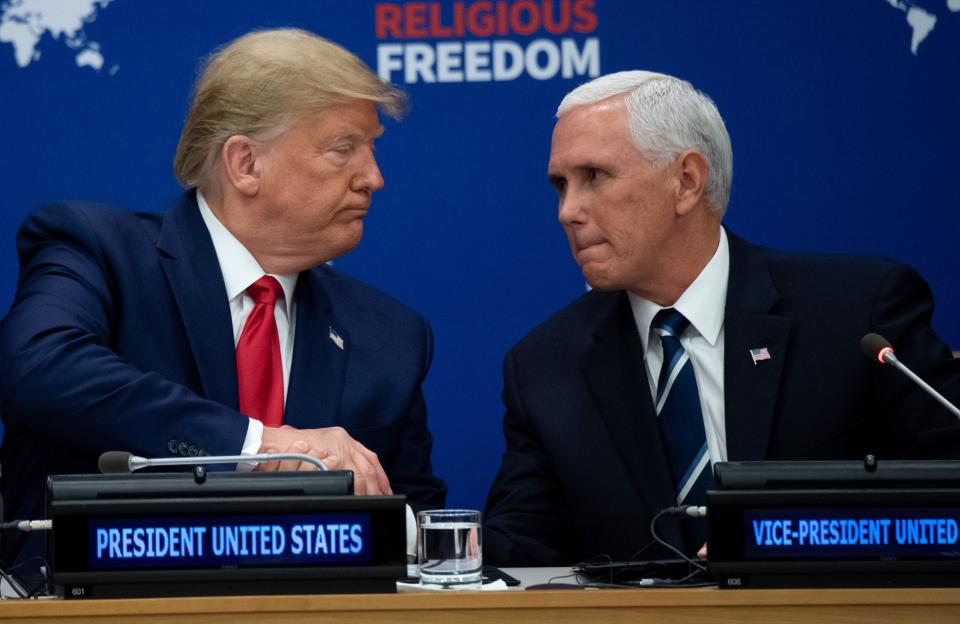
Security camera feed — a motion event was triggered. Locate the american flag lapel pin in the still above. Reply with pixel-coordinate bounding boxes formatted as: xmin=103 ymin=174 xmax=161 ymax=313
xmin=749 ymin=347 xmax=771 ymax=365
xmin=329 ymin=326 xmax=345 ymax=350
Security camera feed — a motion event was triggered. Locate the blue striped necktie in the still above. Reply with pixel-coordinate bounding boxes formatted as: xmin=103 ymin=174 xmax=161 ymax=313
xmin=652 ymin=308 xmax=712 ymax=550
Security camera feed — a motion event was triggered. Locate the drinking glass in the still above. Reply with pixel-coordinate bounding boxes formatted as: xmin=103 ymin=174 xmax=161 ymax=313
xmin=417 ymin=509 xmax=482 ymax=588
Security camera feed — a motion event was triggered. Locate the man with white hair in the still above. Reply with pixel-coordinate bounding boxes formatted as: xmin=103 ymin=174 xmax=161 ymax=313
xmin=483 ymin=71 xmax=960 ymax=566
xmin=0 ymin=29 xmax=446 ymax=567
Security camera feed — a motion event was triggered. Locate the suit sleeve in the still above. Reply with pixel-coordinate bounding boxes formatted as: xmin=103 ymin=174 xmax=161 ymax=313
xmin=0 ymin=204 xmax=249 ymax=460
xmin=383 ymin=316 xmax=447 ymax=510
xmin=483 ymin=348 xmax=580 ymax=566
xmin=869 ymin=263 xmax=960 ymax=457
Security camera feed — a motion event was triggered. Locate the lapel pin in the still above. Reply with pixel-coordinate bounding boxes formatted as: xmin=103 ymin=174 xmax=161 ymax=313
xmin=328 ymin=326 xmax=344 ymax=351
xmin=749 ymin=347 xmax=771 ymax=365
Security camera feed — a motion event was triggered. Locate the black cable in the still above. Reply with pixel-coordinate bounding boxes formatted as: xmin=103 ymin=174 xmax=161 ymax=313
xmin=4 ymin=556 xmax=49 ymax=599
xmin=648 ymin=508 xmax=708 ymax=573
xmin=566 ymin=507 xmax=713 ymax=589
xmin=626 ymin=579 xmax=716 ymax=588
xmin=25 ymin=575 xmax=49 ymax=599
xmin=0 ymin=523 xmax=28 ymax=532
xmin=0 ymin=519 xmax=53 ymax=532
xmin=624 ymin=537 xmax=659 ymax=563
xmin=545 ymin=569 xmax=582 ymax=585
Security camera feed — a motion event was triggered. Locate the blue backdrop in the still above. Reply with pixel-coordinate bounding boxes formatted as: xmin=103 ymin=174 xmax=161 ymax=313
xmin=1 ymin=0 xmax=958 ymax=509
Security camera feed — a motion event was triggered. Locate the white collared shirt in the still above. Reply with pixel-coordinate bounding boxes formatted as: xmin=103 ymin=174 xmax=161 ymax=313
xmin=196 ymin=191 xmax=299 ymax=453
xmin=628 ymin=227 xmax=730 ymax=465
xmin=196 ymin=193 xmax=417 ymax=555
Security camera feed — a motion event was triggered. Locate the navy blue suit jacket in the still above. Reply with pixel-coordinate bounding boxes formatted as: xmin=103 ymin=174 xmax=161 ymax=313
xmin=0 ymin=192 xmax=446 ymax=563
xmin=483 ymin=232 xmax=960 ymax=566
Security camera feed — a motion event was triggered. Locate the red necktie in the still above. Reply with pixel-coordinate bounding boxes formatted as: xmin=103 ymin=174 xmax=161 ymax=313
xmin=236 ymin=276 xmax=284 ymax=427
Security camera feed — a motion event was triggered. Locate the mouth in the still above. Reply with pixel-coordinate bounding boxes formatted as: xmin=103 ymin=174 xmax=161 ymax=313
xmin=574 ymin=240 xmax=606 ymax=256
xmin=343 ymin=206 xmax=369 ymax=217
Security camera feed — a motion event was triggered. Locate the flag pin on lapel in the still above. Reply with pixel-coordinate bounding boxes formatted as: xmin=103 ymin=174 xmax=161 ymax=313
xmin=749 ymin=347 xmax=771 ymax=365
xmin=329 ymin=326 xmax=344 ymax=350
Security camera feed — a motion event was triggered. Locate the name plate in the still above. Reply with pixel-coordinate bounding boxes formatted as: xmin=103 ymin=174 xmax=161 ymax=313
xmin=708 ymin=489 xmax=960 ymax=588
xmin=47 ymin=473 xmax=406 ymax=599
xmin=88 ymin=513 xmax=372 ymax=569
xmin=746 ymin=507 xmax=959 ymax=558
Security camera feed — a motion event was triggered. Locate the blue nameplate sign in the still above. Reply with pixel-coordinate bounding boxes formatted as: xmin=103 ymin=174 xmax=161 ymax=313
xmin=46 ymin=473 xmax=406 ymax=599
xmin=744 ymin=507 xmax=960 ymax=559
xmin=707 ymin=461 xmax=960 ymax=589
xmin=88 ymin=513 xmax=372 ymax=569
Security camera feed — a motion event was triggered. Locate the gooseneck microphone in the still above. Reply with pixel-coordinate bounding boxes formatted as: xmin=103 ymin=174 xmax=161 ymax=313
xmin=860 ymin=333 xmax=960 ymax=420
xmin=98 ymin=450 xmax=329 ymax=474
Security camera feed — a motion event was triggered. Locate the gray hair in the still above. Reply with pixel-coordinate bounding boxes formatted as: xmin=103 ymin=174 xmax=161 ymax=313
xmin=557 ymin=70 xmax=733 ymax=215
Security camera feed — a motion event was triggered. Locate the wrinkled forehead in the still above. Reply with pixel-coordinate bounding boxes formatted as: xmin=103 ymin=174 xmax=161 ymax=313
xmin=550 ymin=97 xmax=631 ymax=157
xmin=556 ymin=92 xmax=628 ymax=124
xmin=278 ymin=101 xmax=385 ymax=141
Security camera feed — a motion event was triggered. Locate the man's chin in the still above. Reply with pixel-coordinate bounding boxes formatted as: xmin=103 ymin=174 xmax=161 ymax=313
xmin=310 ymin=227 xmax=363 ymax=265
xmin=580 ymin=263 xmax=622 ymax=291
xmin=584 ymin=281 xmax=618 ymax=292
xmin=581 ymin=270 xmax=620 ymax=292
xmin=332 ymin=234 xmax=363 ymax=259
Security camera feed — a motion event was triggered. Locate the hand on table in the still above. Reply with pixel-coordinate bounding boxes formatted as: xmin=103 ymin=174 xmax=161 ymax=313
xmin=256 ymin=425 xmax=392 ymax=496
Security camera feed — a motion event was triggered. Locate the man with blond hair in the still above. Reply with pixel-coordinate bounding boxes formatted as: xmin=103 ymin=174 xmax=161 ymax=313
xmin=0 ymin=29 xmax=446 ymax=565
xmin=483 ymin=70 xmax=960 ymax=566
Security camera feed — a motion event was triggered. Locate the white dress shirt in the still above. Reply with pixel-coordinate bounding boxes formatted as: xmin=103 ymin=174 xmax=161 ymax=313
xmin=196 ymin=193 xmax=417 ymax=554
xmin=628 ymin=227 xmax=730 ymax=465
xmin=196 ymin=191 xmax=298 ymax=454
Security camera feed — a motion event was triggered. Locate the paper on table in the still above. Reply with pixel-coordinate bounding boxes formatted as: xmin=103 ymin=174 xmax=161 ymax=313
xmin=397 ymin=580 xmax=509 ymax=592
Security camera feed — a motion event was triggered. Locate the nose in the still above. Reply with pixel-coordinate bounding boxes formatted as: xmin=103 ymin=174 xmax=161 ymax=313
xmin=558 ymin=187 xmax=584 ymax=227
xmin=351 ymin=145 xmax=384 ymax=193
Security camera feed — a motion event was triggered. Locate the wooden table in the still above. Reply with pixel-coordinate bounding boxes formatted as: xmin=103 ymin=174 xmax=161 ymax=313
xmin=2 ymin=568 xmax=959 ymax=623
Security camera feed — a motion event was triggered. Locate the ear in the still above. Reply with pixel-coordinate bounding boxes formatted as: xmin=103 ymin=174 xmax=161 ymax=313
xmin=221 ymin=135 xmax=262 ymax=197
xmin=674 ymin=150 xmax=709 ymax=216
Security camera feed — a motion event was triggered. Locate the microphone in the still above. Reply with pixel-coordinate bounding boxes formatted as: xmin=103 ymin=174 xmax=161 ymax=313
xmin=860 ymin=333 xmax=960 ymax=421
xmin=98 ymin=450 xmax=329 ymax=474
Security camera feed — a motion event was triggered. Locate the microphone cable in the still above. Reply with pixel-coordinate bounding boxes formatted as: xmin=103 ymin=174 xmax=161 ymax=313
xmin=0 ymin=520 xmax=52 ymax=533
xmin=0 ymin=519 xmax=53 ymax=599
xmin=567 ymin=506 xmax=713 ymax=588
xmin=649 ymin=505 xmax=708 ymax=574
xmin=0 ymin=556 xmax=49 ymax=600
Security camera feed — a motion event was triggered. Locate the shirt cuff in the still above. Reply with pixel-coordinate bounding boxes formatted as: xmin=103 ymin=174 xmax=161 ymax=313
xmin=406 ymin=504 xmax=416 ymax=558
xmin=237 ymin=418 xmax=264 ymax=472
xmin=242 ymin=419 xmax=414 ymax=553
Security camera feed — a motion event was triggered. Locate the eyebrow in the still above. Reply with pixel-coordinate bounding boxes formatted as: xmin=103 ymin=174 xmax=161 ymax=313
xmin=331 ymin=126 xmax=385 ymax=143
xmin=547 ymin=161 xmax=611 ymax=181
xmin=572 ymin=161 xmax=610 ymax=173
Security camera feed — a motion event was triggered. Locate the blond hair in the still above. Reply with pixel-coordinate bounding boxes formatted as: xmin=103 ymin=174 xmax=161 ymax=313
xmin=174 ymin=28 xmax=407 ymax=189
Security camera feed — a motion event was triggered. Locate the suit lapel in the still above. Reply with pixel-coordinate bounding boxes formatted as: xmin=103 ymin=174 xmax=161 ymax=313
xmin=723 ymin=233 xmax=791 ymax=461
xmin=156 ymin=192 xmax=239 ymax=408
xmin=283 ymin=269 xmax=347 ymax=428
xmin=579 ymin=293 xmax=680 ymax=536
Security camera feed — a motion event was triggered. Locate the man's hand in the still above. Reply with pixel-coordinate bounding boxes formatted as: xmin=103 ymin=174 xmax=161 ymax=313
xmin=256 ymin=425 xmax=392 ymax=496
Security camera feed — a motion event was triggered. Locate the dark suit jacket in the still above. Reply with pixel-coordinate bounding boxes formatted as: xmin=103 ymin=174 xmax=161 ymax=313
xmin=0 ymin=192 xmax=446 ymax=564
xmin=483 ymin=232 xmax=960 ymax=566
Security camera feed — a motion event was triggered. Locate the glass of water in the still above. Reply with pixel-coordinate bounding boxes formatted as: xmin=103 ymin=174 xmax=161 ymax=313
xmin=417 ymin=509 xmax=482 ymax=588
